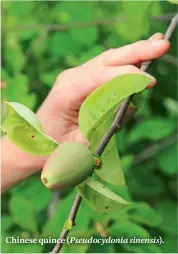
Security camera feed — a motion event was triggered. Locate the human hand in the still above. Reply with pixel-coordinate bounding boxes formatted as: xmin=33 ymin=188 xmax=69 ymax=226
xmin=1 ymin=33 xmax=170 ymax=192
xmin=37 ymin=33 xmax=170 ymax=146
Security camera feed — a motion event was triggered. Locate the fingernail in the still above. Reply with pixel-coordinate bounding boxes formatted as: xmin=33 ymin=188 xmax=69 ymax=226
xmin=149 ymin=33 xmax=164 ymax=40
xmin=146 ymin=74 xmax=156 ymax=87
xmin=152 ymin=39 xmax=168 ymax=47
xmin=144 ymin=72 xmax=156 ymax=85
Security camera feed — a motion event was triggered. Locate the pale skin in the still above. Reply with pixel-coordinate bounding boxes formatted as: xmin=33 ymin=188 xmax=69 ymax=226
xmin=1 ymin=33 xmax=170 ymax=193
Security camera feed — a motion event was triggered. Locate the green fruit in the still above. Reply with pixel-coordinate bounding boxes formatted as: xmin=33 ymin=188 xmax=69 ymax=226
xmin=41 ymin=142 xmax=95 ymax=189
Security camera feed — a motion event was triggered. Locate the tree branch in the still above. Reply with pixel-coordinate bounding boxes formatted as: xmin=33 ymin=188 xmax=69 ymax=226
xmin=161 ymin=54 xmax=178 ymax=67
xmin=12 ymin=13 xmax=176 ymax=32
xmin=47 ymin=191 xmax=61 ymax=218
xmin=51 ymin=14 xmax=178 ymax=253
xmin=133 ymin=134 xmax=176 ymax=166
xmin=25 ymin=12 xmax=177 ymax=57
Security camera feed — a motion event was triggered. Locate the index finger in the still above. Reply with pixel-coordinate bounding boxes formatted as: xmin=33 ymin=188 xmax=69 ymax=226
xmin=91 ymin=35 xmax=170 ymax=67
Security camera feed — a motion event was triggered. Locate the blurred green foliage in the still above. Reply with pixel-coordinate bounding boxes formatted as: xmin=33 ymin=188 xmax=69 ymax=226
xmin=1 ymin=1 xmax=177 ymax=253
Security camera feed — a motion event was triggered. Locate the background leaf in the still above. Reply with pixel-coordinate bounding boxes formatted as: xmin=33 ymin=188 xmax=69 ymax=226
xmin=155 ymin=199 xmax=177 ymax=235
xmin=9 ymin=195 xmax=38 ymax=233
xmin=157 ymin=143 xmax=177 ymax=175
xmin=127 ymin=117 xmax=176 ymax=144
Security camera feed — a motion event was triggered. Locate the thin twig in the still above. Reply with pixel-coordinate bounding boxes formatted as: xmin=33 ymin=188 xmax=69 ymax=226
xmin=11 ymin=13 xmax=176 ymax=32
xmin=47 ymin=191 xmax=61 ymax=218
xmin=52 ymin=14 xmax=178 ymax=253
xmin=161 ymin=54 xmax=178 ymax=67
xmin=133 ymin=134 xmax=177 ymax=165
xmin=25 ymin=12 xmax=177 ymax=57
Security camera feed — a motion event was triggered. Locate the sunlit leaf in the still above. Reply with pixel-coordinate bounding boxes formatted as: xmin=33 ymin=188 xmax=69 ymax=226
xmin=168 ymin=0 xmax=178 ymax=4
xmin=79 ymin=74 xmax=151 ymax=186
xmin=79 ymin=74 xmax=151 ymax=137
xmin=1 ymin=102 xmax=58 ymax=155
xmin=77 ymin=177 xmax=130 ymax=212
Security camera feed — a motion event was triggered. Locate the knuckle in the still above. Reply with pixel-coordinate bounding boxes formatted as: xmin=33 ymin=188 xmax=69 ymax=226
xmin=107 ymin=48 xmax=116 ymax=52
xmin=136 ymin=40 xmax=147 ymax=47
xmin=103 ymin=48 xmax=116 ymax=57
xmin=125 ymin=65 xmax=139 ymax=72
xmin=106 ymin=48 xmax=116 ymax=54
xmin=57 ymin=68 xmax=76 ymax=82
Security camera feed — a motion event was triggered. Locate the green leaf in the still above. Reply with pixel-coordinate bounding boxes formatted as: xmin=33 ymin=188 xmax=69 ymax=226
xmin=1 ymin=102 xmax=58 ymax=155
xmin=100 ymin=180 xmax=132 ymax=202
xmin=40 ymin=69 xmax=60 ymax=87
xmin=155 ymin=199 xmax=177 ymax=235
xmin=93 ymin=136 xmax=126 ymax=186
xmin=111 ymin=221 xmax=161 ymax=253
xmin=79 ymin=74 xmax=151 ymax=186
xmin=70 ymin=27 xmax=98 ymax=47
xmin=49 ymin=32 xmax=79 ymax=58
xmin=89 ymin=104 xmax=136 ymax=186
xmin=2 ymin=232 xmax=43 ymax=253
xmin=2 ymin=73 xmax=37 ymax=110
xmin=158 ymin=143 xmax=177 ymax=175
xmin=160 ymin=235 xmax=178 ymax=253
xmin=1 ymin=216 xmax=14 ymax=232
xmin=77 ymin=177 xmax=130 ymax=212
xmin=4 ymin=39 xmax=25 ymax=73
xmin=62 ymin=228 xmax=93 ymax=253
xmin=111 ymin=220 xmax=150 ymax=237
xmin=78 ymin=45 xmax=104 ymax=65
xmin=62 ymin=238 xmax=90 ymax=253
xmin=42 ymin=191 xmax=75 ymax=237
xmin=116 ymin=1 xmax=151 ymax=41
xmin=43 ymin=191 xmax=91 ymax=237
xmin=79 ymin=74 xmax=151 ymax=138
xmin=6 ymin=242 xmax=43 ymax=253
xmin=1 ymin=233 xmax=12 ymax=253
xmin=87 ymin=241 xmax=115 ymax=253
xmin=15 ymin=244 xmax=43 ymax=253
xmin=120 ymin=154 xmax=134 ymax=174
xmin=168 ymin=0 xmax=178 ymax=4
xmin=9 ymin=195 xmax=38 ymax=233
xmin=128 ymin=202 xmax=162 ymax=227
xmin=10 ymin=176 xmax=52 ymax=212
xmin=127 ymin=117 xmax=176 ymax=144
xmin=128 ymin=165 xmax=165 ymax=199
xmin=164 ymin=98 xmax=178 ymax=116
